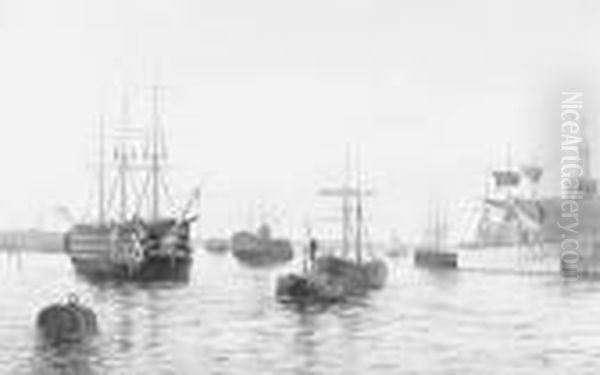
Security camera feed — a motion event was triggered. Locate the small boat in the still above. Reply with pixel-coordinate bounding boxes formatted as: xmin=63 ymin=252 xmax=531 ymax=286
xmin=203 ymin=238 xmax=230 ymax=254
xmin=277 ymin=158 xmax=388 ymax=303
xmin=386 ymin=231 xmax=409 ymax=258
xmin=414 ymin=247 xmax=457 ymax=268
xmin=413 ymin=201 xmax=457 ymax=269
xmin=231 ymin=224 xmax=293 ymax=266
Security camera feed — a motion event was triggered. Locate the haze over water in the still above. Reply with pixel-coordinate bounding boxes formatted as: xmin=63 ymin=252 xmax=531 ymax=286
xmin=2 ymin=251 xmax=600 ymax=375
xmin=1 ymin=0 xmax=600 ymax=240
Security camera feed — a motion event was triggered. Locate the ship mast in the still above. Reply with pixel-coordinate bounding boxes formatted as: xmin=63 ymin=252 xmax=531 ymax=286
xmin=355 ymin=161 xmax=363 ymax=264
xmin=98 ymin=116 xmax=106 ymax=225
xmin=150 ymin=82 xmax=163 ymax=220
xmin=320 ymin=150 xmax=372 ymax=261
xmin=434 ymin=202 xmax=440 ymax=252
xmin=118 ymin=95 xmax=131 ymax=221
xmin=342 ymin=149 xmax=352 ymax=257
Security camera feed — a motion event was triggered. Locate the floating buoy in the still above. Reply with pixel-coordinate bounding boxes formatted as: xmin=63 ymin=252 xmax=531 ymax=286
xmin=36 ymin=293 xmax=98 ymax=345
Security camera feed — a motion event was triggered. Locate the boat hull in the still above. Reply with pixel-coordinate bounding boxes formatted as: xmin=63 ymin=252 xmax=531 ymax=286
xmin=231 ymin=227 xmax=294 ymax=266
xmin=232 ymin=247 xmax=293 ymax=266
xmin=414 ymin=251 xmax=458 ymax=269
xmin=276 ymin=256 xmax=388 ymax=303
xmin=70 ymin=255 xmax=192 ymax=282
xmin=65 ymin=220 xmax=193 ymax=283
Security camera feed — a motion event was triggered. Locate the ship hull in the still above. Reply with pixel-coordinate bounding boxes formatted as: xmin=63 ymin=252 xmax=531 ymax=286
xmin=456 ymin=245 xmax=560 ymax=274
xmin=70 ymin=255 xmax=192 ymax=282
xmin=231 ymin=229 xmax=293 ymax=266
xmin=232 ymin=248 xmax=293 ymax=266
xmin=65 ymin=219 xmax=193 ymax=283
xmin=414 ymin=251 xmax=458 ymax=269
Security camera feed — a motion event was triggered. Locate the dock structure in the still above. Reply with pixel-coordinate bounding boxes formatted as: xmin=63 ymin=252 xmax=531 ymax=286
xmin=0 ymin=230 xmax=64 ymax=252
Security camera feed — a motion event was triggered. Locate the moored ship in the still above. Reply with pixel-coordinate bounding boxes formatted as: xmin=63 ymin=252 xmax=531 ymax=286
xmin=276 ymin=158 xmax=388 ymax=303
xmin=414 ymin=201 xmax=457 ymax=269
xmin=64 ymin=86 xmax=197 ymax=282
xmin=457 ymin=147 xmax=600 ymax=275
xmin=231 ymin=224 xmax=293 ymax=266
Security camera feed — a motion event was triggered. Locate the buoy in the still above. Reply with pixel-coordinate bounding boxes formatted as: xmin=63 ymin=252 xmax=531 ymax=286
xmin=36 ymin=293 xmax=98 ymax=345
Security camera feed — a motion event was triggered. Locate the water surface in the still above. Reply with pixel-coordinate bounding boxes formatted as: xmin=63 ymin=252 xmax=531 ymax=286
xmin=1 ymin=251 xmax=599 ymax=374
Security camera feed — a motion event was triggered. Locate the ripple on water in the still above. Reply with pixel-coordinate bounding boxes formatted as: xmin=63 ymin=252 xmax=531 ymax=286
xmin=2 ymin=253 xmax=600 ymax=374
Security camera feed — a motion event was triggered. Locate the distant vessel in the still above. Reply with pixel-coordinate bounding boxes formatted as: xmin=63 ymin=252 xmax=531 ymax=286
xmin=231 ymin=224 xmax=293 ymax=266
xmin=413 ymin=202 xmax=457 ymax=269
xmin=386 ymin=231 xmax=409 ymax=258
xmin=64 ymin=85 xmax=197 ymax=282
xmin=276 ymin=158 xmax=388 ymax=303
xmin=203 ymin=238 xmax=230 ymax=254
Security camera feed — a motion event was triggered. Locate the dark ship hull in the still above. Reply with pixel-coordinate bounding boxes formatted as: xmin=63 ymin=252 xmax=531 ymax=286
xmin=276 ymin=256 xmax=388 ymax=303
xmin=414 ymin=250 xmax=457 ymax=269
xmin=65 ymin=218 xmax=194 ymax=282
xmin=69 ymin=255 xmax=192 ymax=282
xmin=231 ymin=226 xmax=294 ymax=266
xmin=232 ymin=246 xmax=293 ymax=266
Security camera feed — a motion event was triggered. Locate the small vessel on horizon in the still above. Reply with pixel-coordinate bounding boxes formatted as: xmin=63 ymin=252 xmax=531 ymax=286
xmin=413 ymin=201 xmax=457 ymax=269
xmin=231 ymin=224 xmax=293 ymax=266
xmin=202 ymin=237 xmax=230 ymax=254
xmin=386 ymin=230 xmax=409 ymax=258
xmin=64 ymin=85 xmax=197 ymax=282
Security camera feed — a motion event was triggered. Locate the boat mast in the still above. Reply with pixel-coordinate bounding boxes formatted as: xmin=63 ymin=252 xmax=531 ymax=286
xmin=150 ymin=82 xmax=162 ymax=220
xmin=118 ymin=95 xmax=130 ymax=221
xmin=98 ymin=116 xmax=106 ymax=225
xmin=342 ymin=148 xmax=351 ymax=257
xmin=434 ymin=202 xmax=439 ymax=252
xmin=355 ymin=163 xmax=363 ymax=264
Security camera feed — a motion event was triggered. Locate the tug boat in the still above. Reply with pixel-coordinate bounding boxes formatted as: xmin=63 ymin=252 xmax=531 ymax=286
xmin=276 ymin=159 xmax=388 ymax=303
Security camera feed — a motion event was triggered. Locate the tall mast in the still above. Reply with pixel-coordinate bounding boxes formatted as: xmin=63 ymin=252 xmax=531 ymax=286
xmin=98 ymin=116 xmax=106 ymax=225
xmin=150 ymin=82 xmax=162 ymax=220
xmin=355 ymin=161 xmax=363 ymax=264
xmin=319 ymin=150 xmax=371 ymax=260
xmin=118 ymin=94 xmax=130 ymax=221
xmin=342 ymin=148 xmax=351 ymax=257
xmin=118 ymin=144 xmax=129 ymax=221
xmin=433 ymin=202 xmax=438 ymax=251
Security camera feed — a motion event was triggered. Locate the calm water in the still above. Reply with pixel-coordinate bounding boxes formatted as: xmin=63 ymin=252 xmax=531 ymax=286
xmin=1 ymin=250 xmax=600 ymax=374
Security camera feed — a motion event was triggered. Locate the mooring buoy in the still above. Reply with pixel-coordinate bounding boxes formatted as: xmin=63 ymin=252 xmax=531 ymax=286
xmin=36 ymin=293 xmax=99 ymax=345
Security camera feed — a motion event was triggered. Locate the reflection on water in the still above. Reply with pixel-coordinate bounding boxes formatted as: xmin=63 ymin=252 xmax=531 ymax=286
xmin=2 ymin=252 xmax=600 ymax=374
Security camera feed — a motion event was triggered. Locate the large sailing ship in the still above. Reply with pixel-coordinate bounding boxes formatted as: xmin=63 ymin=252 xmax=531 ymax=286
xmin=457 ymin=140 xmax=600 ymax=275
xmin=64 ymin=85 xmax=197 ymax=282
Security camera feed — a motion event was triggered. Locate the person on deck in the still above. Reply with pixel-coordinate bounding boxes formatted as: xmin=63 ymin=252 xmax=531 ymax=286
xmin=309 ymin=238 xmax=318 ymax=264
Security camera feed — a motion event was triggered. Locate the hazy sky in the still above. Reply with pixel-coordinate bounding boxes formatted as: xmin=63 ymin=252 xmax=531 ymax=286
xmin=0 ymin=0 xmax=599 ymax=240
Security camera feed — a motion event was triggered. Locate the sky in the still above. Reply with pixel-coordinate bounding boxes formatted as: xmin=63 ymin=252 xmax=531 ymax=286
xmin=0 ymin=0 xmax=599 ymax=241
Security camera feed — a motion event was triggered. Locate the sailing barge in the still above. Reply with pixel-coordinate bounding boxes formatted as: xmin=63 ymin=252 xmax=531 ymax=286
xmin=276 ymin=161 xmax=388 ymax=303
xmin=413 ymin=202 xmax=457 ymax=269
xmin=64 ymin=86 xmax=196 ymax=282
